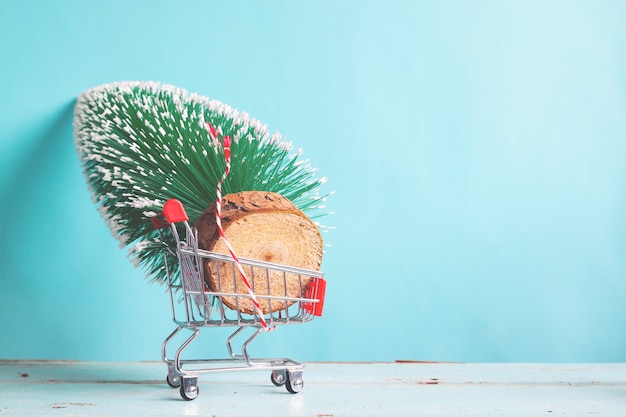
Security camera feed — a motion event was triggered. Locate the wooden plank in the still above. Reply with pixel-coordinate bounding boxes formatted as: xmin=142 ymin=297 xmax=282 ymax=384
xmin=1 ymin=361 xmax=624 ymax=416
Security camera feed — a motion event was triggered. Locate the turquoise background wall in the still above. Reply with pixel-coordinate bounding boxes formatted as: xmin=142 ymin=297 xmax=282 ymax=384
xmin=1 ymin=0 xmax=625 ymax=363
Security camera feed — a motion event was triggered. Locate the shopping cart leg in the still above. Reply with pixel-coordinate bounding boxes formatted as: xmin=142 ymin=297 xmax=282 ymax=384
xmin=241 ymin=327 xmax=264 ymax=365
xmin=226 ymin=326 xmax=247 ymax=360
xmin=225 ymin=326 xmax=264 ymax=365
xmin=161 ymin=325 xmax=184 ymax=362
xmin=162 ymin=326 xmax=184 ymax=388
xmin=174 ymin=328 xmax=201 ymax=374
xmin=169 ymin=327 xmax=201 ymax=400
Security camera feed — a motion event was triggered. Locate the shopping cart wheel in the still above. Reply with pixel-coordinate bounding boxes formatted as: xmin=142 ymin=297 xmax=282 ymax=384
xmin=285 ymin=370 xmax=304 ymax=394
xmin=271 ymin=370 xmax=287 ymax=386
xmin=180 ymin=377 xmax=199 ymax=401
xmin=166 ymin=374 xmax=181 ymax=388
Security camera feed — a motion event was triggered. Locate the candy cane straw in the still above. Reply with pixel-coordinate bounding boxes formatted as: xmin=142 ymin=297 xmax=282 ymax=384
xmin=207 ymin=123 xmax=273 ymax=331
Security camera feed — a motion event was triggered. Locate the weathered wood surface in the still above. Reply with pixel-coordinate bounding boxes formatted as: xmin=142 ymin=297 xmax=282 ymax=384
xmin=1 ymin=361 xmax=624 ymax=416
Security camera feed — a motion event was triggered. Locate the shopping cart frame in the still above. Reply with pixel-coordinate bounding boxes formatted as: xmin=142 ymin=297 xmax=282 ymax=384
xmin=154 ymin=199 xmax=326 ymax=400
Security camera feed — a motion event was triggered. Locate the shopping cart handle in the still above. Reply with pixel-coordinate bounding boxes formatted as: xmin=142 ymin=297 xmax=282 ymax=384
xmin=163 ymin=199 xmax=189 ymax=224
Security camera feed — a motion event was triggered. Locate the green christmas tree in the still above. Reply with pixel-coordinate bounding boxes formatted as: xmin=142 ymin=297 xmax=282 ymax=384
xmin=74 ymin=81 xmax=330 ymax=287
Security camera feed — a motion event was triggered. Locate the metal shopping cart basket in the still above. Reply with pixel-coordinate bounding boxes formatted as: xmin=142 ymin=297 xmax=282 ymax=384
xmin=153 ymin=199 xmax=327 ymax=400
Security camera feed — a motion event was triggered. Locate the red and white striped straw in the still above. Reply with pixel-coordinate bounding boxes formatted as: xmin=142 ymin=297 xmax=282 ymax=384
xmin=207 ymin=123 xmax=273 ymax=331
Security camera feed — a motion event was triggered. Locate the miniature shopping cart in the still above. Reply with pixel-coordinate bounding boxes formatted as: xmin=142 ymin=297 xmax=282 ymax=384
xmin=153 ymin=199 xmax=327 ymax=400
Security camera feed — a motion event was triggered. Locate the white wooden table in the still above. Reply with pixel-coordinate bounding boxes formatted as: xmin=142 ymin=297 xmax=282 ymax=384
xmin=1 ymin=360 xmax=624 ymax=416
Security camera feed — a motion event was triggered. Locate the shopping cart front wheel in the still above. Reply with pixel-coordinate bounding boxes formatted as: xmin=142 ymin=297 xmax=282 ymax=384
xmin=180 ymin=377 xmax=199 ymax=401
xmin=286 ymin=370 xmax=304 ymax=394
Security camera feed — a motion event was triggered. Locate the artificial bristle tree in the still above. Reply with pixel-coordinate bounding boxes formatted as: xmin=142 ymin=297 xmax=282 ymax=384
xmin=74 ymin=81 xmax=330 ymax=288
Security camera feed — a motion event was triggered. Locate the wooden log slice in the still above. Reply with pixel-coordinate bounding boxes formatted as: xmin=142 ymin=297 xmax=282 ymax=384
xmin=195 ymin=191 xmax=323 ymax=314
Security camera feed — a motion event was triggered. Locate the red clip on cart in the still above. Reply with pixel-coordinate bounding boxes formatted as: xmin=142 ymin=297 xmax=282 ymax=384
xmin=154 ymin=199 xmax=326 ymax=400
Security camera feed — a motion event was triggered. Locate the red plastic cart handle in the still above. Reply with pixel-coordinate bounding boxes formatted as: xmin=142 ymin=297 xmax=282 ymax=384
xmin=163 ymin=199 xmax=189 ymax=224
xmin=150 ymin=216 xmax=169 ymax=230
